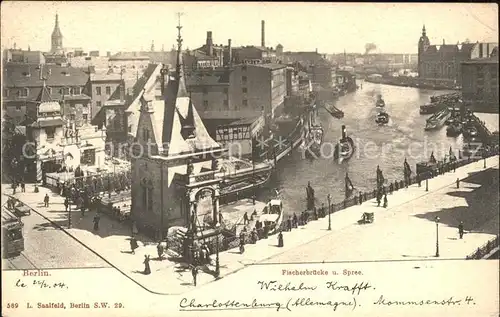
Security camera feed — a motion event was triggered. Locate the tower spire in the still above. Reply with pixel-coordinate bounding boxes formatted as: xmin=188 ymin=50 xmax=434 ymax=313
xmin=422 ymin=24 xmax=426 ymax=36
xmin=175 ymin=12 xmax=188 ymax=97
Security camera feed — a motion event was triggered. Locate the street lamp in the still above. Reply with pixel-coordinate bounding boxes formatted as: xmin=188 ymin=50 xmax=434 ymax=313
xmin=327 ymin=194 xmax=331 ymax=231
xmin=215 ymin=233 xmax=220 ymax=278
xmin=425 ymin=178 xmax=429 ymax=192
xmin=435 ymin=216 xmax=440 ymax=257
xmin=68 ymin=199 xmax=72 ymax=229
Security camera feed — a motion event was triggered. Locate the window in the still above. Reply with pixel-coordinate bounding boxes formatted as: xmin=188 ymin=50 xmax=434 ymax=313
xmin=70 ymin=114 xmax=76 ymax=121
xmin=61 ymin=87 xmax=70 ymax=95
xmin=81 ymin=149 xmax=96 ymax=165
xmin=223 ymin=88 xmax=228 ymax=94
xmin=20 ymin=88 xmax=29 ymax=97
xmin=70 ymin=103 xmax=76 ymax=109
xmin=106 ymin=86 xmax=111 ymax=95
xmin=143 ymin=128 xmax=150 ymax=141
xmin=242 ymin=76 xmax=247 ymax=83
xmin=203 ymin=100 xmax=209 ymax=109
xmin=4 ymin=89 xmax=9 ymax=97
xmin=96 ymin=87 xmax=101 ymax=95
xmin=242 ymin=65 xmax=247 ymax=71
xmin=242 ymin=87 xmax=248 ymax=93
xmin=45 ymin=127 xmax=56 ymax=140
xmin=128 ymin=125 xmax=132 ymax=133
xmin=142 ymin=183 xmax=153 ymax=212
xmin=15 ymin=105 xmax=21 ymax=111
xmin=96 ymin=101 xmax=102 ymax=108
xmin=71 ymin=87 xmax=81 ymax=95
xmin=47 ymin=87 xmax=52 ymax=95
xmin=243 ymin=99 xmax=248 ymax=106
xmin=82 ymin=114 xmax=88 ymax=123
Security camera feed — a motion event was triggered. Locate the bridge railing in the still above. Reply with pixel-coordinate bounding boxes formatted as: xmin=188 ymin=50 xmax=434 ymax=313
xmin=466 ymin=236 xmax=499 ymax=260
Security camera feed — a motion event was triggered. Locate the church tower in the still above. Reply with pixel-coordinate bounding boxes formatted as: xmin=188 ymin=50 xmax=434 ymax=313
xmin=51 ymin=14 xmax=63 ymax=54
xmin=418 ymin=25 xmax=430 ymax=78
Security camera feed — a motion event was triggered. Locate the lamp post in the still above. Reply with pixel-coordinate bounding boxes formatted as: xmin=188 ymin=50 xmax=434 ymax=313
xmin=215 ymin=232 xmax=220 ymax=278
xmin=435 ymin=216 xmax=440 ymax=257
xmin=68 ymin=199 xmax=72 ymax=229
xmin=327 ymin=194 xmax=331 ymax=231
xmin=425 ymin=178 xmax=428 ymax=192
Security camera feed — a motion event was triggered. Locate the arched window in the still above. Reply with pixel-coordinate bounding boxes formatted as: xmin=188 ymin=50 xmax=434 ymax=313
xmin=141 ymin=178 xmax=153 ymax=212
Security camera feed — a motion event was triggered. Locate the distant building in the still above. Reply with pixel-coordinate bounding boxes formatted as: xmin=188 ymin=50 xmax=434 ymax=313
xmin=416 ymin=25 xmax=494 ymax=84
xmin=3 ymin=63 xmax=90 ymax=126
xmin=3 ymin=49 xmax=45 ymax=64
xmin=461 ymin=48 xmax=499 ymax=113
xmin=44 ymin=14 xmax=68 ymax=64
xmin=109 ymin=52 xmax=150 ymax=70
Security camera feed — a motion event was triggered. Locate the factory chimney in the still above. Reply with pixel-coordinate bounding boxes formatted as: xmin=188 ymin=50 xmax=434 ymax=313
xmin=206 ymin=31 xmax=214 ymax=56
xmin=261 ymin=20 xmax=265 ymax=47
xmin=228 ymin=39 xmax=232 ymax=66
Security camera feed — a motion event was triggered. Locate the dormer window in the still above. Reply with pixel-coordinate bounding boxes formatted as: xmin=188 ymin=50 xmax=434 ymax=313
xmin=71 ymin=87 xmax=81 ymax=95
xmin=47 ymin=87 xmax=52 ymax=95
xmin=22 ymin=72 xmax=31 ymax=77
xmin=181 ymin=124 xmax=196 ymax=139
xmin=61 ymin=71 xmax=70 ymax=76
xmin=20 ymin=88 xmax=29 ymax=97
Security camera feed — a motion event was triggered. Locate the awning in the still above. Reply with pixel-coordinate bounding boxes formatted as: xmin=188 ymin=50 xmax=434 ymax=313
xmin=29 ymin=118 xmax=65 ymax=127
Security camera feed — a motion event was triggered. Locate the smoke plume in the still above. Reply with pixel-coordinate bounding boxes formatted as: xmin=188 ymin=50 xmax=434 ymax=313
xmin=364 ymin=43 xmax=377 ymax=55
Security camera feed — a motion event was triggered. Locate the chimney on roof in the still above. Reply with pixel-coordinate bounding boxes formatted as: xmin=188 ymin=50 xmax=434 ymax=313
xmin=228 ymin=39 xmax=233 ymax=66
xmin=261 ymin=20 xmax=265 ymax=47
xmin=206 ymin=31 xmax=213 ymax=56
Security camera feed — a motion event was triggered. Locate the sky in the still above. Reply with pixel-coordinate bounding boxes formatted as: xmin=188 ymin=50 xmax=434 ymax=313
xmin=1 ymin=2 xmax=498 ymax=55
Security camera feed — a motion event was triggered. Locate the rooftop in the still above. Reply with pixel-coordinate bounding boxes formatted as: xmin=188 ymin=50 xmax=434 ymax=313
xmin=3 ymin=63 xmax=89 ymax=87
xmin=250 ymin=63 xmax=287 ymax=70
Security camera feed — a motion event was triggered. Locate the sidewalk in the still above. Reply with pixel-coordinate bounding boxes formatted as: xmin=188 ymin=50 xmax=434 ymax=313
xmin=4 ymin=155 xmax=498 ymax=295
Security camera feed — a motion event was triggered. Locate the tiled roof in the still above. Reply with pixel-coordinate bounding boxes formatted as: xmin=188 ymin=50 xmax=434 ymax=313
xmin=198 ymin=110 xmax=261 ymax=120
xmin=126 ymin=64 xmax=162 ymax=111
xmin=251 ymin=63 xmax=287 ymax=70
xmin=36 ymin=85 xmax=52 ymax=103
xmin=3 ymin=63 xmax=89 ymax=87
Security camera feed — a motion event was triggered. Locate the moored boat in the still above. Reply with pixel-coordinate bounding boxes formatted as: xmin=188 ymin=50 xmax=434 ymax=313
xmin=446 ymin=121 xmax=462 ymax=137
xmin=425 ymin=109 xmax=451 ymax=131
xmin=259 ymin=200 xmax=284 ymax=235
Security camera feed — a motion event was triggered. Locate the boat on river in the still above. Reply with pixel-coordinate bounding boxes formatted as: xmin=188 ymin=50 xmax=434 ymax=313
xmin=375 ymin=111 xmax=390 ymax=125
xmin=425 ymin=109 xmax=451 ymax=131
xmin=375 ymin=95 xmax=385 ymax=108
xmin=334 ymin=125 xmax=355 ymax=163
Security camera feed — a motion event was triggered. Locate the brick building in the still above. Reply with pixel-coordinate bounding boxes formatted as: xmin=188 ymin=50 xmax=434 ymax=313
xmin=418 ymin=25 xmax=477 ymax=84
xmin=461 ymin=50 xmax=499 ymax=113
xmin=131 ymin=24 xmax=225 ymax=242
xmin=2 ymin=63 xmax=90 ymax=126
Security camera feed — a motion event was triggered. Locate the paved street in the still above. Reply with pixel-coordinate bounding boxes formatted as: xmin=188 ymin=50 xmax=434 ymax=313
xmin=2 ymin=194 xmax=109 ymax=270
xmin=2 ymin=156 xmax=497 ymax=295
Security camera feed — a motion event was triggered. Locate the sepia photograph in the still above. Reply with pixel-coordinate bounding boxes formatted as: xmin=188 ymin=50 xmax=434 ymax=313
xmin=1 ymin=2 xmax=498 ymax=317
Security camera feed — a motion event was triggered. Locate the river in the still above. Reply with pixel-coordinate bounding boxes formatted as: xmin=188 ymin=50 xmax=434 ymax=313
xmin=259 ymin=81 xmax=497 ymax=215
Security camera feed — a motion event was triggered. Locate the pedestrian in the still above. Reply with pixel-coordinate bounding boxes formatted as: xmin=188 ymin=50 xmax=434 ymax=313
xmin=359 ymin=192 xmax=363 ymax=205
xmin=243 ymin=212 xmax=249 ymax=225
xmin=157 ymin=242 xmax=164 ymax=260
xmin=377 ymin=194 xmax=381 ymax=207
xmin=417 ymin=174 xmax=421 ymax=187
xmin=458 ymin=221 xmax=464 ymax=239
xmin=143 ymin=255 xmax=151 ymax=275
xmin=456 ymin=178 xmax=460 ymax=189
xmin=191 ymin=266 xmax=198 ymax=286
xmin=277 ymin=231 xmax=284 ymax=247
xmin=21 ymin=182 xmax=25 ymax=193
xmin=64 ymin=198 xmax=69 ymax=212
xmin=321 ymin=203 xmax=325 ymax=217
xmin=44 ymin=193 xmax=50 ymax=207
xmin=251 ymin=228 xmax=258 ymax=243
xmin=12 ymin=182 xmax=17 ymax=195
xmin=130 ymin=236 xmax=139 ymax=254
xmin=383 ymin=194 xmax=388 ymax=208
xmin=239 ymin=235 xmax=245 ymax=254
xmin=93 ymin=213 xmax=100 ymax=231
xmin=287 ymin=216 xmax=292 ymax=231
xmin=292 ymin=213 xmax=298 ymax=228
xmin=132 ymin=221 xmax=139 ymax=236
xmin=313 ymin=207 xmax=318 ymax=220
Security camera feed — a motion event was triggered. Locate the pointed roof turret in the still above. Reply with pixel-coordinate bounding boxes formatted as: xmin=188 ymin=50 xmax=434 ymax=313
xmin=175 ymin=14 xmax=188 ymax=97
xmin=36 ymin=80 xmax=52 ymax=103
xmin=52 ymin=14 xmax=62 ymax=39
xmin=422 ymin=24 xmax=426 ymax=36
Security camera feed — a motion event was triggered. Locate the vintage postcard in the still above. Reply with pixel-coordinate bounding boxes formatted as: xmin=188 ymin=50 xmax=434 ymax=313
xmin=1 ymin=2 xmax=499 ymax=317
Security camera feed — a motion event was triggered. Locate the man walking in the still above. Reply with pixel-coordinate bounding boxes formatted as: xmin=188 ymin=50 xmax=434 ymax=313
xmin=458 ymin=221 xmax=464 ymax=239
xmin=191 ymin=266 xmax=198 ymax=286
xmin=21 ymin=182 xmax=25 ymax=193
xmin=64 ymin=198 xmax=69 ymax=212
xmin=456 ymin=178 xmax=460 ymax=189
xmin=383 ymin=194 xmax=388 ymax=208
xmin=44 ymin=193 xmax=50 ymax=207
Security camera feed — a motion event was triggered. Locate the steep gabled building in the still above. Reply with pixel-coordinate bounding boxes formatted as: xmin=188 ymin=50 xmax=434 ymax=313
xmin=131 ymin=21 xmax=225 ymax=248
